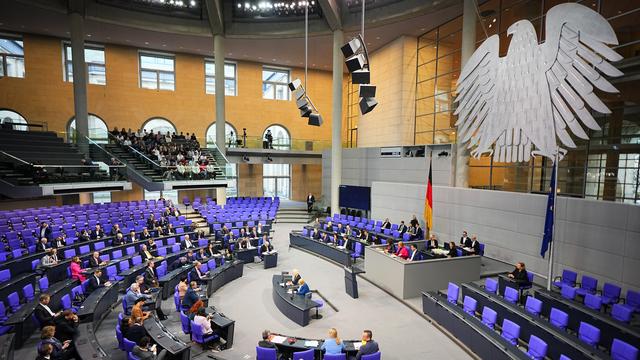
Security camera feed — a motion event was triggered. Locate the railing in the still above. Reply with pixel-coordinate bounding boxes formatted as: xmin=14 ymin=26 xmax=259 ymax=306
xmin=0 ymin=120 xmax=48 ymax=132
xmin=204 ymin=136 xmax=331 ymax=152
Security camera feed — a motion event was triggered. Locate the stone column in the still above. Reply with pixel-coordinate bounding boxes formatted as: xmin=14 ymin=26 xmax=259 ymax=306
xmin=214 ymin=34 xmax=226 ymax=154
xmin=454 ymin=0 xmax=476 ymax=188
xmin=69 ymin=2 xmax=89 ymax=156
xmin=330 ymin=30 xmax=344 ymax=214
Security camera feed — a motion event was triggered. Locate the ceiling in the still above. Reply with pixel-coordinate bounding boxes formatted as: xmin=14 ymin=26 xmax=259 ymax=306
xmin=0 ymin=0 xmax=463 ymax=71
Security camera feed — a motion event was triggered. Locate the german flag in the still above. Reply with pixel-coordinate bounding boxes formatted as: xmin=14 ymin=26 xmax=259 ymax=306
xmin=424 ymin=158 xmax=433 ymax=231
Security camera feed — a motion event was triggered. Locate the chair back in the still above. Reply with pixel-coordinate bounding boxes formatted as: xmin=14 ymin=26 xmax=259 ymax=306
xmin=22 ymin=284 xmax=35 ymax=301
xmin=180 ymin=311 xmax=191 ymax=335
xmin=578 ymin=321 xmax=600 ymax=348
xmin=115 ymin=325 xmax=124 ymax=351
xmin=611 ymin=304 xmax=632 ymax=323
xmin=323 ymin=354 xmax=347 ymax=360
xmin=562 ymin=269 xmax=578 ymax=286
xmin=550 ymin=308 xmax=569 ymax=330
xmin=361 ymin=352 xmax=381 ymax=360
xmin=256 ymin=346 xmax=277 ymax=360
xmin=123 ymin=338 xmax=136 ymax=353
xmin=463 ymin=296 xmax=477 ymax=315
xmin=39 ymin=276 xmax=49 ymax=292
xmin=504 ymin=286 xmax=519 ymax=304
xmin=581 ymin=275 xmax=598 ymax=293
xmin=525 ymin=296 xmax=542 ymax=316
xmin=481 ymin=307 xmax=497 ymax=329
xmin=292 ymin=349 xmax=314 ymax=360
xmin=584 ymin=294 xmax=602 ymax=311
xmin=602 ymin=283 xmax=621 ymax=303
xmin=611 ymin=339 xmax=638 ymax=360
xmin=485 ymin=278 xmax=498 ymax=294
xmin=501 ymin=319 xmax=520 ymax=346
xmin=625 ymin=290 xmax=640 ymax=311
xmin=174 ymin=292 xmax=181 ymax=312
xmin=128 ymin=351 xmax=141 ymax=360
xmin=561 ymin=284 xmax=576 ymax=300
xmin=447 ymin=283 xmax=459 ymax=304
xmin=527 ymin=335 xmax=548 ymax=360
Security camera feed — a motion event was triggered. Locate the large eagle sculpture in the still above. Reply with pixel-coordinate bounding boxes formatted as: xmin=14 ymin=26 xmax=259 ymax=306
xmin=454 ymin=3 xmax=623 ymax=163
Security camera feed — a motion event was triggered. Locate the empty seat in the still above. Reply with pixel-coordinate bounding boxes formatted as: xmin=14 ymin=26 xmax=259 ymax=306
xmin=527 ymin=335 xmax=548 ymax=360
xmin=481 ymin=307 xmax=497 ymax=329
xmin=576 ymin=275 xmax=598 ymax=297
xmin=578 ymin=322 xmax=600 ymax=348
xmin=611 ymin=304 xmax=633 ymax=324
xmin=0 ymin=270 xmax=10 ymax=283
xmin=602 ymin=283 xmax=621 ymax=305
xmin=561 ymin=284 xmax=577 ymax=301
xmin=463 ymin=296 xmax=477 ymax=315
xmin=501 ymin=319 xmax=520 ymax=346
xmin=623 ymin=290 xmax=639 ymax=313
xmin=524 ymin=296 xmax=542 ymax=316
xmin=550 ymin=308 xmax=569 ymax=330
xmin=7 ymin=292 xmax=20 ymax=312
xmin=447 ymin=283 xmax=459 ymax=304
xmin=611 ymin=339 xmax=638 ymax=360
xmin=485 ymin=278 xmax=498 ymax=294
xmin=22 ymin=284 xmax=35 ymax=302
xmin=584 ymin=293 xmax=603 ymax=311
xmin=504 ymin=286 xmax=519 ymax=304
xmin=553 ymin=269 xmax=577 ymax=289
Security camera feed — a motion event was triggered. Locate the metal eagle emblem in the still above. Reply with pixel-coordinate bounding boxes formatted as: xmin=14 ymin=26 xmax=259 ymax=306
xmin=454 ymin=3 xmax=623 ymax=163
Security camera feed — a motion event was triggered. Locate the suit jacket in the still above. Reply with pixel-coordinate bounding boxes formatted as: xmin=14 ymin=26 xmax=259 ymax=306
xmin=54 ymin=317 xmax=78 ymax=342
xmin=143 ymin=267 xmax=157 ymax=287
xmin=356 ymin=340 xmax=379 ymax=360
xmin=36 ymin=242 xmax=49 ymax=253
xmin=181 ymin=239 xmax=195 ymax=249
xmin=38 ymin=226 xmax=52 ymax=241
xmin=398 ymin=224 xmax=407 ymax=234
xmin=141 ymin=250 xmax=155 ymax=262
xmin=34 ymin=303 xmax=56 ymax=328
xmin=469 ymin=240 xmax=480 ymax=254
xmin=86 ymin=275 xmax=104 ymax=293
xmin=89 ymin=256 xmax=101 ymax=268
xmin=126 ymin=324 xmax=147 ymax=344
xmin=381 ymin=221 xmax=391 ymax=229
xmin=133 ymin=346 xmax=158 ymax=360
xmin=426 ymin=239 xmax=439 ymax=250
xmin=460 ymin=237 xmax=472 ymax=248
xmin=90 ymin=229 xmax=104 ymax=240
xmin=182 ymin=288 xmax=199 ymax=309
xmin=413 ymin=227 xmax=424 ymax=239
xmin=510 ymin=268 xmax=530 ymax=284
xmin=52 ymin=239 xmax=66 ymax=248
xmin=258 ymin=340 xmax=277 ymax=349
xmin=141 ymin=232 xmax=152 ymax=240
xmin=112 ymin=237 xmax=125 ymax=246
xmin=306 ymin=195 xmax=315 ymax=205
xmin=297 ymin=283 xmax=310 ymax=297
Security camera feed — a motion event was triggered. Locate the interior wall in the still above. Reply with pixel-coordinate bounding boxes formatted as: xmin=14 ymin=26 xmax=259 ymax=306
xmin=357 ymin=36 xmax=418 ymax=147
xmin=238 ymin=164 xmax=263 ymax=198
xmin=291 ymin=164 xmax=322 ymax=202
xmin=110 ymin=182 xmax=144 ymax=203
xmin=371 ymin=183 xmax=640 ymax=293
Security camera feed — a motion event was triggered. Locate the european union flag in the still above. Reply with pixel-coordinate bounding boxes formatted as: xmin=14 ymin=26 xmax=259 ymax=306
xmin=541 ymin=164 xmax=557 ymax=258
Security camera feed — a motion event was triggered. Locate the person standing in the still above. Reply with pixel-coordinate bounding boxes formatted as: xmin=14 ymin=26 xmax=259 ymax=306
xmin=306 ymin=193 xmax=315 ymax=213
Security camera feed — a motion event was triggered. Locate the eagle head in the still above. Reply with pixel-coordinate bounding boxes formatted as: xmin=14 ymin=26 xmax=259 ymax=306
xmin=507 ymin=20 xmax=532 ymax=37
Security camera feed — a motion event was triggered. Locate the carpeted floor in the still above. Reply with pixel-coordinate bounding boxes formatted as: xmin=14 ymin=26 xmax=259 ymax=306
xmin=15 ymin=222 xmax=474 ymax=360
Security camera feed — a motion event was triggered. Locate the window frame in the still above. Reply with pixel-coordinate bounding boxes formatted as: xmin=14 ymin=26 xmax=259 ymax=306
xmin=0 ymin=35 xmax=25 ymax=79
xmin=62 ymin=42 xmax=106 ymax=85
xmin=138 ymin=51 xmax=176 ymax=91
xmin=204 ymin=59 xmax=237 ymax=96
xmin=262 ymin=66 xmax=291 ymax=101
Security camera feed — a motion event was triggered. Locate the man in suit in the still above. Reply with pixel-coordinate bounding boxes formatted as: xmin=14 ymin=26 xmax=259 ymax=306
xmin=381 ymin=218 xmax=392 ymax=229
xmin=128 ymin=230 xmax=138 ymax=243
xmin=133 ymin=336 xmax=167 ymax=360
xmin=38 ymin=222 xmax=52 ymax=241
xmin=146 ymin=214 xmax=157 ymax=230
xmin=426 ymin=234 xmax=439 ymax=250
xmin=34 ymin=294 xmax=62 ymax=328
xmin=467 ymin=235 xmax=481 ymax=255
xmin=361 ymin=230 xmax=372 ymax=244
xmin=169 ymin=256 xmax=188 ymax=271
xmin=411 ymin=225 xmax=424 ymax=240
xmin=260 ymin=238 xmax=274 ymax=255
xmin=86 ymin=269 xmax=110 ymax=293
xmin=52 ymin=236 xmax=66 ymax=248
xmin=125 ymin=283 xmax=148 ymax=314
xmin=185 ymin=250 xmax=197 ymax=263
xmin=89 ymin=251 xmax=106 ymax=268
xmin=147 ymin=238 xmax=157 ymax=251
xmin=36 ymin=237 xmax=50 ymax=253
xmin=397 ymin=221 xmax=408 ymax=235
xmin=110 ymin=224 xmax=122 ymax=237
xmin=190 ymin=261 xmax=208 ymax=284
xmin=143 ymin=261 xmax=158 ymax=290
xmin=460 ymin=231 xmax=472 ymax=248
xmin=409 ymin=244 xmax=420 ymax=261
xmin=319 ymin=232 xmax=328 ymax=243
xmin=125 ymin=317 xmax=147 ymax=345
xmin=54 ymin=310 xmax=79 ymax=342
xmin=140 ymin=228 xmax=153 ymax=240
xmin=140 ymin=244 xmax=155 ymax=262
xmin=90 ymin=224 xmax=104 ymax=240
xmin=355 ymin=330 xmax=379 ymax=360
xmin=181 ymin=234 xmax=195 ymax=249
xmin=112 ymin=233 xmax=125 ymax=246
xmin=508 ymin=262 xmax=531 ymax=286
xmin=306 ymin=193 xmax=315 ymax=213
xmin=181 ymin=281 xmax=201 ymax=310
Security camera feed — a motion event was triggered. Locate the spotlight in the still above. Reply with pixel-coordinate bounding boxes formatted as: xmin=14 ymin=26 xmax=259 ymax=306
xmin=242 ymin=155 xmax=250 ymax=162
xmin=359 ymin=97 xmax=378 ymax=115
xmin=359 ymin=84 xmax=376 ymax=98
xmin=345 ymin=54 xmax=365 ymax=73
xmin=341 ymin=37 xmax=362 ymax=58
xmin=351 ymin=69 xmax=370 ymax=84
xmin=308 ymin=113 xmax=323 ymax=126
xmin=288 ymin=78 xmax=302 ymax=91
xmin=438 ymin=151 xmax=450 ymax=157
xmin=292 ymin=87 xmax=305 ymax=100
xmin=266 ymin=155 xmax=273 ymax=162
xmin=300 ymin=106 xmax=312 ymax=117
xmin=296 ymin=97 xmax=309 ymax=110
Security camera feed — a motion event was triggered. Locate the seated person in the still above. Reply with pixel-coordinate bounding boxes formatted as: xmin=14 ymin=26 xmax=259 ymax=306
xmin=35 ymin=294 xmax=62 ymax=328
xmin=426 ymin=234 xmax=439 ymax=250
xmin=169 ymin=256 xmax=188 ymax=271
xmin=125 ymin=316 xmax=146 ymax=345
xmin=133 ymin=336 xmax=167 ymax=360
xmin=177 ymin=277 xmax=188 ymax=300
xmin=69 ymin=256 xmax=86 ymax=282
xmin=90 ymin=224 xmax=104 ymax=240
xmin=77 ymin=229 xmax=90 ymax=243
xmin=190 ymin=261 xmax=208 ymax=284
xmin=381 ymin=218 xmax=391 ymax=229
xmin=337 ymin=234 xmax=349 ymax=250
xmin=409 ymin=244 xmax=420 ymax=261
xmin=140 ymin=244 xmax=155 ymax=262
xmin=336 ymin=223 xmax=344 ymax=234
xmin=193 ymin=307 xmax=225 ymax=350
xmin=128 ymin=230 xmax=138 ymax=243
xmin=205 ymin=243 xmax=219 ymax=257
xmin=110 ymin=224 xmax=122 ymax=237
xmin=125 ymin=283 xmax=150 ymax=314
xmin=54 ymin=310 xmax=78 ymax=343
xmin=181 ymin=281 xmax=201 ymax=310
xmin=319 ymin=232 xmax=329 ymax=243
xmin=394 ymin=241 xmax=409 ymax=260
xmin=238 ymin=237 xmax=250 ymax=249
xmin=182 ymin=234 xmax=196 ymax=249
xmin=361 ymin=230 xmax=372 ymax=244
xmin=297 ymin=278 xmax=310 ymax=297
xmin=143 ymin=261 xmax=159 ymax=289
xmin=258 ymin=329 xmax=277 ymax=349
xmin=411 ymin=225 xmax=424 ymax=240
xmin=311 ymin=228 xmax=320 ymax=240
xmin=38 ymin=326 xmax=73 ymax=360
xmin=129 ymin=298 xmax=150 ymax=323
xmin=397 ymin=221 xmax=408 ymax=235
xmin=286 ymin=269 xmax=301 ymax=286
xmin=260 ymin=238 xmax=274 ymax=255
xmin=321 ymin=328 xmax=345 ymax=355
xmin=140 ymin=228 xmax=153 ymax=240
xmin=466 ymin=235 xmax=480 ymax=255
xmin=146 ymin=238 xmax=157 ymax=251
xmin=196 ymin=248 xmax=208 ymax=261
xmin=86 ymin=269 xmax=111 ymax=293
xmin=187 ymin=299 xmax=205 ymax=320
xmin=89 ymin=251 xmax=107 ymax=268
xmin=52 ymin=236 xmax=66 ymax=248
xmin=185 ymin=250 xmax=197 ymax=263
xmin=447 ymin=242 xmax=458 ymax=258
xmin=36 ymin=343 xmax=54 ymax=360
xmin=41 ymin=248 xmax=59 ymax=266
xmin=112 ymin=233 xmax=125 ymax=246
xmin=355 ymin=330 xmax=379 ymax=360
xmin=507 ymin=262 xmax=531 ymax=287
xmin=329 ymin=233 xmax=339 ymax=245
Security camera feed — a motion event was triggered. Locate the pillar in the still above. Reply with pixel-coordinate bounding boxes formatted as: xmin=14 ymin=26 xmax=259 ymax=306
xmin=216 ymin=188 xmax=227 ymax=206
xmin=454 ymin=0 xmax=476 ymax=188
xmin=69 ymin=0 xmax=89 ymax=156
xmin=214 ymin=35 xmax=226 ymax=154
xmin=330 ymin=30 xmax=344 ymax=214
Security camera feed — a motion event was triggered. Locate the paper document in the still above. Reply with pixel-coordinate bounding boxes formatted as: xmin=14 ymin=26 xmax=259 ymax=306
xmin=305 ymin=340 xmax=319 ymax=347
xmin=287 ymin=289 xmax=294 ymax=294
xmin=353 ymin=342 xmax=362 ymax=350
xmin=271 ymin=336 xmax=287 ymax=344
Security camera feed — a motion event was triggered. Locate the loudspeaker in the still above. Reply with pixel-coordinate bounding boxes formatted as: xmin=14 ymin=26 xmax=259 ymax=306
xmin=308 ymin=113 xmax=323 ymax=126
xmin=359 ymin=97 xmax=378 ymax=115
xmin=288 ymin=78 xmax=302 ymax=91
xmin=345 ymin=54 xmax=365 ymax=73
xmin=296 ymin=97 xmax=309 ymax=109
xmin=351 ymin=69 xmax=370 ymax=84
xmin=292 ymin=87 xmax=305 ymax=100
xmin=359 ymin=84 xmax=376 ymax=98
xmin=300 ymin=106 xmax=312 ymax=117
xmin=341 ymin=38 xmax=362 ymax=58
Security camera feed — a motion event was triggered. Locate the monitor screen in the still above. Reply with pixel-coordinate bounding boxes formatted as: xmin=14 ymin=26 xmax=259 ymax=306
xmin=339 ymin=185 xmax=371 ymax=211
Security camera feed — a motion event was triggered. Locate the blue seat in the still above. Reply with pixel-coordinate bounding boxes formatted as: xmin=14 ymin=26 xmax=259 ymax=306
xmin=601 ymin=283 xmax=621 ymax=306
xmin=561 ymin=284 xmax=577 ymax=301
xmin=611 ymin=338 xmax=638 ymax=360
xmin=578 ymin=322 xmax=600 ymax=348
xmin=485 ymin=278 xmax=498 ymax=294
xmin=549 ymin=307 xmax=569 ymax=330
xmin=501 ymin=319 xmax=520 ymax=346
xmin=584 ymin=293 xmax=602 ymax=312
xmin=361 ymin=353 xmax=381 ymax=360
xmin=22 ymin=284 xmax=35 ymax=302
xmin=115 ymin=325 xmax=124 ymax=351
xmin=60 ymin=294 xmax=77 ymax=313
xmin=527 ymin=335 xmax=548 ymax=360
xmin=504 ymin=286 xmax=519 ymax=304
xmin=190 ymin=320 xmax=219 ymax=347
xmin=447 ymin=283 xmax=459 ymax=304
xmin=127 ymin=351 xmax=141 ymax=360
xmin=180 ymin=311 xmax=191 ymax=336
xmin=524 ymin=296 xmax=542 ymax=317
xmin=292 ymin=349 xmax=314 ymax=360
xmin=463 ymin=296 xmax=477 ymax=315
xmin=173 ymin=292 xmax=181 ymax=312
xmin=623 ymin=290 xmax=640 ymax=314
xmin=123 ymin=338 xmax=136 ymax=353
xmin=256 ymin=346 xmax=278 ymax=360
xmin=482 ymin=307 xmax=497 ymax=329
xmin=323 ymin=354 xmax=347 ymax=360
xmin=576 ymin=275 xmax=598 ymax=297
xmin=553 ymin=269 xmax=577 ymax=289
xmin=611 ymin=304 xmax=633 ymax=324
xmin=7 ymin=292 xmax=20 ymax=312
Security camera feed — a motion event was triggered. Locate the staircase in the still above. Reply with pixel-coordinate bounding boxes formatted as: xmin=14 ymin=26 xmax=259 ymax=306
xmin=104 ymin=143 xmax=165 ymax=181
xmin=179 ymin=204 xmax=210 ymax=235
xmin=275 ymin=201 xmax=313 ymax=224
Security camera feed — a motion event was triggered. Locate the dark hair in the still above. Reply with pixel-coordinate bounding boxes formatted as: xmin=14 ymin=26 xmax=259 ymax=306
xmin=197 ymin=307 xmax=207 ymax=316
xmin=364 ymin=329 xmax=373 ymax=340
xmin=38 ymin=343 xmax=53 ymax=356
xmin=262 ymin=329 xmax=271 ymax=340
xmin=138 ymin=336 xmax=150 ymax=347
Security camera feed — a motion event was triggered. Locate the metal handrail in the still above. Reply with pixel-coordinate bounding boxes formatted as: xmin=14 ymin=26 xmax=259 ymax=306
xmin=0 ymin=150 xmax=32 ymax=166
xmin=85 ymin=135 xmax=127 ymax=166
xmin=106 ymin=132 xmax=166 ymax=168
xmin=213 ymin=143 xmax=230 ymax=164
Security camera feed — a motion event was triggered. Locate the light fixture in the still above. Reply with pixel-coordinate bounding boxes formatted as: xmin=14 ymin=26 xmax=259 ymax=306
xmin=359 ymin=97 xmax=377 ymax=115
xmin=242 ymin=155 xmax=250 ymax=162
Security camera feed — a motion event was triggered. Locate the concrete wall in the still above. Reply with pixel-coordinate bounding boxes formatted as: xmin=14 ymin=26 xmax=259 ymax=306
xmin=370 ymin=183 xmax=640 ymax=293
xmin=357 ymin=36 xmax=418 ymax=147
xmin=322 ymin=145 xmax=453 ymax=206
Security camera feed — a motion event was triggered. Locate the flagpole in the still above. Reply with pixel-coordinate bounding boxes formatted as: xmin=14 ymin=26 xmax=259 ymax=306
xmin=546 ymin=151 xmax=559 ymax=291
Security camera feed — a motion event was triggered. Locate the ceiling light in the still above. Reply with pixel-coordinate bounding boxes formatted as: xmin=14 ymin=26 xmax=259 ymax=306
xmin=190 ymin=0 xmax=196 ymax=5
xmin=237 ymin=3 xmax=241 ymax=7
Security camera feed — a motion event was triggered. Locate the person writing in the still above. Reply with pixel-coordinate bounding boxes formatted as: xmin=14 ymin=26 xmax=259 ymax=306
xmin=395 ymin=241 xmax=409 ymax=260
xmin=320 ymin=328 xmax=345 ymax=355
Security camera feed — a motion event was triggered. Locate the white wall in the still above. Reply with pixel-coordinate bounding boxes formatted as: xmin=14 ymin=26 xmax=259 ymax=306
xmin=371 ymin=183 xmax=640 ymax=293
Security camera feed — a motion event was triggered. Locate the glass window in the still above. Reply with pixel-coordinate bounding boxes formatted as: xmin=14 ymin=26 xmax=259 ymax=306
xmin=263 ymin=124 xmax=291 ymax=150
xmin=263 ymin=164 xmax=290 ymax=199
xmin=206 ymin=122 xmax=237 ymax=148
xmin=68 ymin=114 xmax=109 ymax=143
xmin=93 ymin=191 xmax=112 ymax=204
xmin=0 ymin=37 xmax=25 ymax=78
xmin=144 ymin=190 xmax=178 ymax=204
xmin=205 ymin=61 xmax=237 ymax=95
xmin=64 ymin=44 xmax=106 ymax=85
xmin=142 ymin=118 xmax=176 ymax=136
xmin=225 ymin=163 xmax=238 ymax=197
xmin=262 ymin=67 xmax=290 ymax=100
xmin=139 ymin=53 xmax=175 ymax=91
xmin=0 ymin=109 xmax=27 ymax=131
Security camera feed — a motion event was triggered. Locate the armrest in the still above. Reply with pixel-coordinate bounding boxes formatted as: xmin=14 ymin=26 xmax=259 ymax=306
xmin=553 ymin=276 xmax=562 ymax=282
xmin=620 ymin=297 xmax=626 ymax=304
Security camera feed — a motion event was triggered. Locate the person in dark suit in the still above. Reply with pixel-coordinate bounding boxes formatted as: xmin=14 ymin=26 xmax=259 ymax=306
xmin=77 ymin=229 xmax=90 ymax=243
xmin=143 ymin=261 xmax=158 ymax=289
xmin=86 ymin=269 xmax=110 ymax=293
xmin=426 ymin=234 xmax=439 ymax=250
xmin=35 ymin=294 xmax=62 ymax=328
xmin=184 ymin=250 xmax=197 ymax=263
xmin=53 ymin=310 xmax=78 ymax=342
xmin=133 ymin=336 xmax=167 ymax=360
xmin=397 ymin=221 xmax=408 ymax=235
xmin=52 ymin=236 xmax=66 ymax=248
xmin=125 ymin=317 xmax=147 ymax=344
xmin=169 ymin=257 xmax=188 ymax=271
xmin=409 ymin=244 xmax=420 ymax=261
xmin=190 ymin=262 xmax=208 ymax=284
xmin=460 ymin=231 xmax=472 ymax=248
xmin=36 ymin=343 xmax=54 ymax=360
xmin=260 ymin=237 xmax=273 ymax=254
xmin=181 ymin=282 xmax=200 ymax=310
xmin=110 ymin=224 xmax=122 ymax=237
xmin=361 ymin=230 xmax=372 ymax=244
xmin=140 ymin=228 xmax=153 ymax=240
xmin=140 ymin=244 xmax=155 ymax=262
xmin=381 ymin=218 xmax=391 ymax=229
xmin=508 ymin=262 xmax=531 ymax=286
xmin=447 ymin=242 xmax=458 ymax=258
xmin=90 ymin=224 xmax=104 ymax=240
xmin=146 ymin=215 xmax=156 ymax=230
xmin=146 ymin=238 xmax=157 ymax=251
xmin=89 ymin=251 xmax=106 ymax=268
xmin=319 ymin=232 xmax=328 ymax=243
xmin=306 ymin=193 xmax=315 ymax=213
xmin=36 ymin=237 xmax=50 ymax=253
xmin=38 ymin=222 xmax=52 ymax=241
xmin=411 ymin=225 xmax=424 ymax=240
xmin=181 ymin=234 xmax=195 ymax=249
xmin=355 ymin=330 xmax=379 ymax=360
xmin=467 ymin=235 xmax=481 ymax=255
xmin=112 ymin=233 xmax=125 ymax=246
xmin=258 ymin=329 xmax=277 ymax=349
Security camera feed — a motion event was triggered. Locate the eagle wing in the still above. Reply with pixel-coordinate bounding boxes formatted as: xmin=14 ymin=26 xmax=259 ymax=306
xmin=542 ymin=3 xmax=623 ymax=153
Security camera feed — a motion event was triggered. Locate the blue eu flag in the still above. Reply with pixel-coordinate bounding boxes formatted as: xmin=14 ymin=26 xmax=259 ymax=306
xmin=541 ymin=164 xmax=556 ymax=258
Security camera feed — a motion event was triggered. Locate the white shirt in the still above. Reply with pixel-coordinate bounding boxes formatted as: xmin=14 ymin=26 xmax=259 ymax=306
xmin=194 ymin=314 xmax=212 ymax=334
xmin=41 ymin=303 xmax=55 ymax=316
xmin=410 ymin=251 xmax=416 ymax=261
